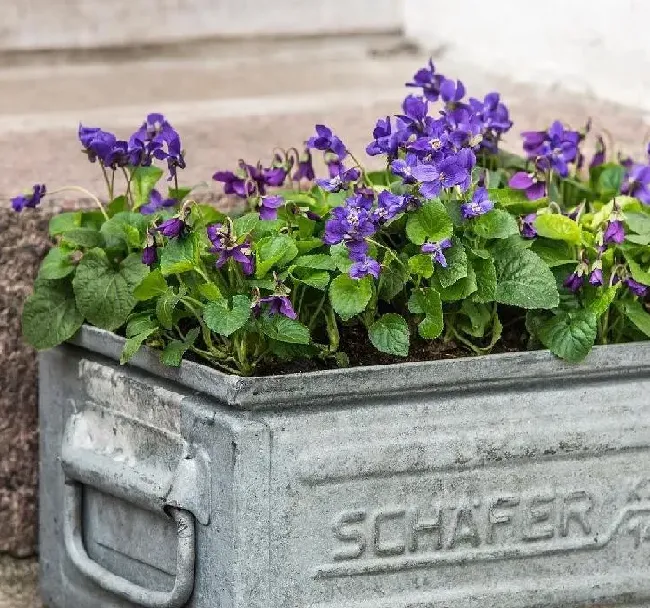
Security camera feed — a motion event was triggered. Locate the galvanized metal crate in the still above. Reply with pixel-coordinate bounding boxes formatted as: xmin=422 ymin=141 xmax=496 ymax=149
xmin=40 ymin=326 xmax=650 ymax=608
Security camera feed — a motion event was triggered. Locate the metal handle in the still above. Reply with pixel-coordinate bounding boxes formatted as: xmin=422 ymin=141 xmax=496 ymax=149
xmin=63 ymin=482 xmax=196 ymax=608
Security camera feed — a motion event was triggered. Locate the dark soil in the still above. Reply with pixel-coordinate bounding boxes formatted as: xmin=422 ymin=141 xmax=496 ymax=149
xmin=255 ymin=307 xmax=531 ymax=376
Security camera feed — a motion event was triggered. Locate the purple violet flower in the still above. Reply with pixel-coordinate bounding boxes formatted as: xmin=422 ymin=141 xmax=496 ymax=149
xmin=421 ymin=238 xmax=453 ymax=267
xmin=590 ymin=136 xmax=606 ymax=169
xmin=461 ymin=187 xmax=494 ymax=219
xmin=468 ymin=92 xmax=513 ymax=151
xmin=520 ymin=213 xmax=538 ymax=239
xmin=323 ymin=197 xmax=377 ymax=247
xmin=142 ymin=245 xmax=157 ymax=266
xmin=349 ymin=256 xmax=381 ymax=280
xmin=140 ymin=189 xmax=177 ymax=214
xmin=405 ymin=59 xmax=445 ymax=102
xmin=520 ymin=121 xmax=580 ymax=178
xmin=440 ymin=78 xmax=466 ymax=104
xmin=626 ymin=277 xmax=649 ymax=297
xmin=366 ymin=116 xmax=403 ymax=158
xmin=254 ymin=295 xmax=297 ymax=319
xmin=11 ymin=184 xmax=46 ymax=212
xmin=206 ymin=223 xmax=254 ymax=275
xmin=259 ymin=195 xmax=284 ymax=221
xmin=621 ymin=164 xmax=650 ymax=205
xmin=346 ymin=238 xmax=370 ymax=262
xmin=306 ymin=125 xmax=347 ymax=160
xmin=156 ymin=217 xmax=185 ymax=238
xmin=412 ymin=155 xmax=469 ymax=199
xmin=316 ymin=165 xmax=360 ymax=193
xmin=588 ymin=267 xmax=603 ymax=287
xmin=390 ymin=153 xmax=418 ymax=183
xmin=603 ymin=219 xmax=625 ymax=245
xmin=292 ymin=149 xmax=315 ymax=181
xmin=373 ymin=191 xmax=406 ymax=224
xmin=509 ymin=171 xmax=547 ymax=200
xmin=564 ymin=270 xmax=584 ymax=293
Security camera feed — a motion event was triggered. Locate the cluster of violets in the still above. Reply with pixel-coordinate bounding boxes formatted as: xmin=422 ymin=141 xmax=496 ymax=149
xmin=508 ymin=121 xmax=582 ymax=201
xmin=11 ymin=58 xmax=650 ymax=324
xmin=78 ymin=113 xmax=186 ymax=181
xmin=312 ymin=61 xmax=514 ymax=277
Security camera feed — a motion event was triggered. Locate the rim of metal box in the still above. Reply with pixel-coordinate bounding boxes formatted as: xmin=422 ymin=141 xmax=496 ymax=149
xmin=68 ymin=325 xmax=650 ymax=411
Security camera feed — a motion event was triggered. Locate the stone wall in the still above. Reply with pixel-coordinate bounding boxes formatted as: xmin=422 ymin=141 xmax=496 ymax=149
xmin=0 ymin=209 xmax=52 ymax=557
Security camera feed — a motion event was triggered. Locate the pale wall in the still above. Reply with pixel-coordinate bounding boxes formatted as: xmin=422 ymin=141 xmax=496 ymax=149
xmin=0 ymin=0 xmax=402 ymax=51
xmin=403 ymin=0 xmax=650 ymax=111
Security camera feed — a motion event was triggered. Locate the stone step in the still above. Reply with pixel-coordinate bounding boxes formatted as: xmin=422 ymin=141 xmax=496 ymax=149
xmin=1 ymin=36 xmax=648 ymax=200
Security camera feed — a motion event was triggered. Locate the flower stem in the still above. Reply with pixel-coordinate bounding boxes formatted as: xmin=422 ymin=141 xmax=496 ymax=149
xmin=47 ymin=186 xmax=109 ymax=220
xmin=100 ymin=162 xmax=114 ymax=200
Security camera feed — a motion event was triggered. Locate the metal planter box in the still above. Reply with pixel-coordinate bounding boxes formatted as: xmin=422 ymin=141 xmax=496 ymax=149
xmin=40 ymin=325 xmax=650 ymax=608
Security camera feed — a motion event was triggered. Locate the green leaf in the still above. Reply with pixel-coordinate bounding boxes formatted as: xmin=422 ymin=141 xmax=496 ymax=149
xmin=159 ymin=328 xmax=200 ymax=367
xmin=458 ymin=300 xmax=492 ymax=338
xmin=378 ymin=261 xmax=408 ymax=300
xmin=586 ymin=285 xmax=620 ymax=317
xmin=255 ymin=235 xmax=298 ymax=277
xmin=489 ymin=235 xmax=534 ymax=257
xmin=493 ymin=247 xmax=559 ymax=309
xmin=530 ymin=238 xmax=577 ymax=267
xmin=472 ymin=209 xmax=519 ymax=240
xmin=472 ymin=256 xmax=497 ymax=303
xmin=534 ymin=214 xmax=582 ymax=244
xmin=156 ymin=288 xmax=183 ymax=329
xmin=432 ymin=263 xmax=478 ymax=302
xmin=366 ymin=170 xmax=391 ymax=186
xmin=436 ymin=241 xmax=467 ymax=288
xmin=60 ymin=228 xmax=104 ymax=249
xmin=126 ymin=313 xmax=158 ymax=337
xmin=626 ymin=233 xmax=650 ymax=245
xmin=408 ymin=288 xmax=443 ymax=339
xmin=368 ymin=313 xmax=410 ymax=357
xmin=489 ymin=187 xmax=548 ymax=215
xmin=330 ymin=243 xmax=353 ymax=272
xmin=22 ymin=281 xmax=84 ymax=350
xmin=536 ymin=310 xmax=598 ymax=362
xmin=233 ymin=212 xmax=260 ymax=237
xmin=188 ymin=204 xmax=226 ymax=230
xmin=197 ymin=282 xmax=224 ymax=302
xmin=101 ymin=212 xmax=149 ymax=250
xmin=292 ymin=254 xmax=337 ymax=271
xmin=120 ymin=328 xmax=156 ymax=364
xmin=49 ymin=212 xmax=82 ymax=236
xmin=625 ymin=300 xmax=650 ymax=337
xmin=203 ymin=295 xmax=251 ymax=336
xmin=160 ymin=235 xmax=198 ymax=276
xmin=258 ymin=315 xmax=311 ymax=344
xmin=169 ymin=187 xmax=192 ymax=202
xmin=625 ymin=212 xmax=650 ymax=235
xmin=133 ymin=269 xmax=167 ymax=301
xmin=329 ymin=275 xmax=373 ymax=320
xmin=107 ymin=195 xmax=128 ymax=216
xmin=627 ymin=259 xmax=650 ymax=286
xmin=408 ymin=254 xmax=434 ymax=279
xmin=291 ymin=267 xmax=330 ymax=290
xmin=597 ymin=164 xmax=625 ymax=195
xmin=406 ymin=200 xmax=453 ymax=245
xmin=73 ymin=250 xmax=149 ymax=330
xmin=130 ymin=165 xmax=164 ymax=209
xmin=38 ymin=247 xmax=75 ymax=280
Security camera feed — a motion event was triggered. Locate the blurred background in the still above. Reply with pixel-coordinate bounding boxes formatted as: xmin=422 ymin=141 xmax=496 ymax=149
xmin=1 ymin=2 xmax=649 ymax=607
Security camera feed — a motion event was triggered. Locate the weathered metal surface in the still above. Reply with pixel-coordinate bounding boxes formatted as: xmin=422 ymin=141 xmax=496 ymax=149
xmin=40 ymin=325 xmax=650 ymax=607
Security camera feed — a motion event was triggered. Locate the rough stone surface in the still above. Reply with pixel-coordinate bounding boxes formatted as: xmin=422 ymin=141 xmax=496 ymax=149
xmin=0 ymin=556 xmax=41 ymax=608
xmin=38 ymin=326 xmax=650 ymax=607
